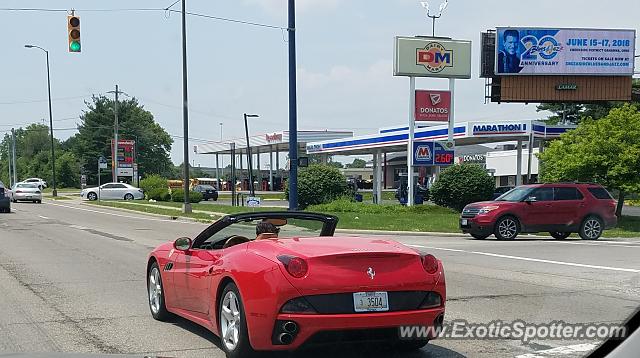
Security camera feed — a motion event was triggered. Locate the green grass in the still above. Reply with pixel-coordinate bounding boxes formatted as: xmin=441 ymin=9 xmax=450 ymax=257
xmin=308 ymin=199 xmax=460 ymax=233
xmin=89 ymin=201 xmax=219 ymax=222
xmin=88 ymin=198 xmax=640 ymax=238
xmin=48 ymin=196 xmax=72 ymax=200
xmin=217 ymin=192 xmax=286 ymax=200
xmin=42 ymin=188 xmax=80 ymax=194
xmin=359 ymin=191 xmax=396 ymax=202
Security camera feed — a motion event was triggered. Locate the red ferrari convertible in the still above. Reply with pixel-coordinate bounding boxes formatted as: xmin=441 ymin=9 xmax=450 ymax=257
xmin=146 ymin=212 xmax=446 ymax=357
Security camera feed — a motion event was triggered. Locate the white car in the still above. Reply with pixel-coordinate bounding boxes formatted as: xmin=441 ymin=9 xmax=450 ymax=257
xmin=21 ymin=178 xmax=47 ymax=190
xmin=10 ymin=183 xmax=43 ymax=203
xmin=81 ymin=182 xmax=144 ymax=201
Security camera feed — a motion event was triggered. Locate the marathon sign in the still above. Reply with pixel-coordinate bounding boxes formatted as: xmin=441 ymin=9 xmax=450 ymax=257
xmin=472 ymin=123 xmax=528 ymax=136
xmin=265 ymin=133 xmax=283 ymax=143
xmin=415 ymin=90 xmax=451 ymax=122
xmin=413 ymin=141 xmax=455 ymax=166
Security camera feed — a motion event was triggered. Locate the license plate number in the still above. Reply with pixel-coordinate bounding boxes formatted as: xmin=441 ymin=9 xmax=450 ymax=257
xmin=353 ymin=292 xmax=389 ymax=312
xmin=461 ymin=219 xmax=468 ymax=225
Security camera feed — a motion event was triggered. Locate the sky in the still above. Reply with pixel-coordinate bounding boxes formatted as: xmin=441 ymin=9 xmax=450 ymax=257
xmin=1 ymin=0 xmax=639 ymax=168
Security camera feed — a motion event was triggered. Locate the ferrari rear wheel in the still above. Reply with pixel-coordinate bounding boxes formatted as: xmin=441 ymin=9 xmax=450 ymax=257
xmin=147 ymin=262 xmax=171 ymax=321
xmin=219 ymin=282 xmax=256 ymax=358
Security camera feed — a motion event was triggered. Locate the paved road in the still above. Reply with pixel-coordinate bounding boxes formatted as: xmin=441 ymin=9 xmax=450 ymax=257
xmin=0 ymin=200 xmax=638 ymax=357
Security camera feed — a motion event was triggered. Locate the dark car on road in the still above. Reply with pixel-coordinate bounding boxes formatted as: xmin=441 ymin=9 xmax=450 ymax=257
xmin=193 ymin=184 xmax=218 ymax=201
xmin=0 ymin=181 xmax=10 ymax=213
xmin=460 ymin=183 xmax=617 ymax=240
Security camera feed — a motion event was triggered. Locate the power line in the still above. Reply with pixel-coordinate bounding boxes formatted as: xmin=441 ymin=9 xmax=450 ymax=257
xmin=0 ymin=94 xmax=92 ymax=105
xmin=166 ymin=9 xmax=287 ymax=30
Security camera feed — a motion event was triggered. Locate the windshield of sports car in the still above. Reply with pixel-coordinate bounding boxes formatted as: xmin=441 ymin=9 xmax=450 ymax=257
xmin=495 ymin=187 xmax=534 ymax=202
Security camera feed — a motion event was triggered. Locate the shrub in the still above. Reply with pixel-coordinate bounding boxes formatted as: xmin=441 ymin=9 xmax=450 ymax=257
xmin=171 ymin=189 xmax=203 ymax=203
xmin=285 ymin=164 xmax=354 ymax=209
xmin=308 ymin=198 xmax=456 ymax=215
xmin=147 ymin=188 xmax=171 ymax=201
xmin=140 ymin=175 xmax=168 ymax=199
xmin=430 ymin=164 xmax=494 ymax=211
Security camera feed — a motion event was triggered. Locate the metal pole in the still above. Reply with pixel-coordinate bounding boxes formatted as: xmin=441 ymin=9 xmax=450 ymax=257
xmin=11 ymin=129 xmax=17 ymax=186
xmin=113 ymin=84 xmax=119 ymax=183
xmin=230 ymin=143 xmax=236 ymax=206
xmin=269 ymin=146 xmax=274 ymax=191
xmin=98 ymin=161 xmax=101 ymax=202
xmin=432 ymin=16 xmax=435 ymax=37
xmin=7 ymin=140 xmax=12 ymax=188
xmin=181 ymin=0 xmax=192 ymax=213
xmin=243 ymin=114 xmax=255 ymax=196
xmin=407 ymin=77 xmax=415 ymax=206
xmin=527 ymin=131 xmax=533 ymax=183
xmin=516 ymin=139 xmax=523 ymax=186
xmin=287 ymin=0 xmax=299 ymax=210
xmin=45 ymin=51 xmax=57 ymax=197
xmin=448 ymin=78 xmax=455 ymax=142
xmin=256 ymin=149 xmax=260 ymax=191
xmin=215 ymin=153 xmax=220 ymax=190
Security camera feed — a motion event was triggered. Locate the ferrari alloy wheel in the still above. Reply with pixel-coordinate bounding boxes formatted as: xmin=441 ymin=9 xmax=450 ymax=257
xmin=147 ymin=262 xmax=171 ymax=321
xmin=550 ymin=232 xmax=571 ymax=240
xmin=219 ymin=282 xmax=256 ymax=358
xmin=494 ymin=216 xmax=519 ymax=240
xmin=580 ymin=216 xmax=603 ymax=240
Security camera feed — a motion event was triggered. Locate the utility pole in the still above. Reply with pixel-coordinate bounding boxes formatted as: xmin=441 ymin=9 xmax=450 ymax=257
xmin=11 ymin=129 xmax=17 ymax=186
xmin=113 ymin=84 xmax=119 ymax=183
xmin=181 ymin=0 xmax=192 ymax=213
xmin=287 ymin=0 xmax=299 ymax=211
xmin=243 ymin=113 xmax=259 ymax=196
xmin=7 ymin=141 xmax=12 ymax=187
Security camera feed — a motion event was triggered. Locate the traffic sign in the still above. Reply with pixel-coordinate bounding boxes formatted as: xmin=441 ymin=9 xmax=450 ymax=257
xmin=246 ymin=196 xmax=261 ymax=207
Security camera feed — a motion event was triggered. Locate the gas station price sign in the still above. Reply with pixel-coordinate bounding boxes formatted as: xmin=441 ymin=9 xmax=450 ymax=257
xmin=413 ymin=141 xmax=454 ymax=166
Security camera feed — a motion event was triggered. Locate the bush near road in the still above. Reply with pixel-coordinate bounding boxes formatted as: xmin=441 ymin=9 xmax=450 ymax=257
xmin=430 ymin=164 xmax=494 ymax=212
xmin=285 ymin=164 xmax=354 ymax=209
xmin=171 ymin=189 xmax=203 ymax=203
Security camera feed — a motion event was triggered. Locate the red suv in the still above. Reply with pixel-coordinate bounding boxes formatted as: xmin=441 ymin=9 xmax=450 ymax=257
xmin=460 ymin=183 xmax=617 ymax=240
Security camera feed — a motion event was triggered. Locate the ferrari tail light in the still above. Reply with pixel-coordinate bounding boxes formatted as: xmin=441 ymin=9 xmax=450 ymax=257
xmin=421 ymin=254 xmax=439 ymax=274
xmin=280 ymin=297 xmax=316 ymax=314
xmin=419 ymin=292 xmax=442 ymax=309
xmin=277 ymin=255 xmax=308 ymax=278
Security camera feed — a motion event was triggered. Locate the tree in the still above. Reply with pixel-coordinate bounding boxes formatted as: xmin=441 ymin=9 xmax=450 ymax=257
xmin=73 ymin=95 xmax=174 ymax=184
xmin=538 ymin=104 xmax=640 ymax=217
xmin=537 ymin=79 xmax=640 ymax=124
xmin=430 ymin=164 xmax=495 ymax=212
xmin=346 ymin=158 xmax=366 ymax=168
xmin=56 ymin=152 xmax=81 ymax=188
xmin=285 ymin=164 xmax=353 ymax=208
xmin=328 ymin=161 xmax=344 ymax=169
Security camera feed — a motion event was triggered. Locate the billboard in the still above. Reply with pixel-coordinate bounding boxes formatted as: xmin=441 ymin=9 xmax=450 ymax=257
xmin=495 ymin=27 xmax=636 ymax=75
xmin=415 ymin=90 xmax=451 ymax=122
xmin=394 ymin=36 xmax=472 ymax=78
xmin=413 ymin=141 xmax=454 ymax=166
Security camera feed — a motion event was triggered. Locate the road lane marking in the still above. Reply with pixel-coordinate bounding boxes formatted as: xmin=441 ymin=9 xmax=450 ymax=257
xmin=549 ymin=241 xmax=640 ymax=249
xmin=409 ymin=245 xmax=640 ymax=273
xmin=38 ymin=215 xmax=49 ymax=219
xmin=515 ymin=343 xmax=597 ymax=357
xmin=46 ymin=202 xmax=202 ymax=225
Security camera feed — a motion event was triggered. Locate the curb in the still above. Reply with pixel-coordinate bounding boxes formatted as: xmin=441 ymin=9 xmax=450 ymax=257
xmin=335 ymin=229 xmax=467 ymax=237
xmin=83 ymin=202 xmax=216 ymax=223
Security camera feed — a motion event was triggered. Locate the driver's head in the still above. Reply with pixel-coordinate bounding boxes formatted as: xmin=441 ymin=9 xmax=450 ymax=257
xmin=256 ymin=221 xmax=279 ymax=236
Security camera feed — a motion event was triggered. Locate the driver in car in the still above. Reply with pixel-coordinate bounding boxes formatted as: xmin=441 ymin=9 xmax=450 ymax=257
xmin=255 ymin=221 xmax=280 ymax=240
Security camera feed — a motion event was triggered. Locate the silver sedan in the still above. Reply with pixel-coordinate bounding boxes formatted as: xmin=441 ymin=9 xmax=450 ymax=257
xmin=81 ymin=182 xmax=144 ymax=201
xmin=10 ymin=183 xmax=43 ymax=203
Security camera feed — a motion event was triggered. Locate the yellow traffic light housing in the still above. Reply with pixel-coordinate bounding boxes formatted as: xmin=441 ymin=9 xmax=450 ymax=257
xmin=68 ymin=15 xmax=81 ymax=52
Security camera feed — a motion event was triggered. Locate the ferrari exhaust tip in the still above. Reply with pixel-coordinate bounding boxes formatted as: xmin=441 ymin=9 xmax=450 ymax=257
xmin=282 ymin=321 xmax=298 ymax=334
xmin=278 ymin=332 xmax=293 ymax=345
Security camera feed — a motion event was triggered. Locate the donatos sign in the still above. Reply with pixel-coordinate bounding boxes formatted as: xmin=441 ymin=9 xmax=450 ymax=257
xmin=394 ymin=36 xmax=471 ymax=79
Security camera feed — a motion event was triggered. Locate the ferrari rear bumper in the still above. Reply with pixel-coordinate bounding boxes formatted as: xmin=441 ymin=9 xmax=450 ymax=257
xmin=254 ymin=307 xmax=445 ymax=351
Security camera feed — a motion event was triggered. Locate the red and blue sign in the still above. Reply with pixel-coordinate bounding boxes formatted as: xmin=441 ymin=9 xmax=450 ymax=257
xmin=413 ymin=141 xmax=454 ymax=166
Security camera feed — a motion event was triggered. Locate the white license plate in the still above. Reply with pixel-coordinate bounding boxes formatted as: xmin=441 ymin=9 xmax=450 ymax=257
xmin=353 ymin=292 xmax=389 ymax=312
xmin=461 ymin=219 xmax=468 ymax=225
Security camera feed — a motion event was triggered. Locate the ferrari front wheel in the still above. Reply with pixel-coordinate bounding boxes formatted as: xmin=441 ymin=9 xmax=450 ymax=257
xmin=148 ymin=262 xmax=171 ymax=321
xmin=219 ymin=282 xmax=256 ymax=358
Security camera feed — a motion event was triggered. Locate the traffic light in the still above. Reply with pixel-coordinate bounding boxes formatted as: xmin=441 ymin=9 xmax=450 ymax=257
xmin=67 ymin=15 xmax=81 ymax=52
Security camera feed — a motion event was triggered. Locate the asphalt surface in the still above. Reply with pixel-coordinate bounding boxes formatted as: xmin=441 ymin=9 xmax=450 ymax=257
xmin=0 ymin=200 xmax=639 ymax=358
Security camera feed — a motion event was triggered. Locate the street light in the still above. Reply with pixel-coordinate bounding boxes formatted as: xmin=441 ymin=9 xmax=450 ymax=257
xmin=25 ymin=44 xmax=57 ymax=197
xmin=420 ymin=0 xmax=449 ymax=37
xmin=244 ymin=113 xmax=259 ymax=196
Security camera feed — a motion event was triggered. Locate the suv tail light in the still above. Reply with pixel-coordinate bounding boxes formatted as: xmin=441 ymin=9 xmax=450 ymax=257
xmin=277 ymin=255 xmax=308 ymax=278
xmin=421 ymin=254 xmax=439 ymax=274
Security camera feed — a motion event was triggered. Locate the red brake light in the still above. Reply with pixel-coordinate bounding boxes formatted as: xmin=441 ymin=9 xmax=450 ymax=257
xmin=277 ymin=255 xmax=308 ymax=278
xmin=421 ymin=254 xmax=439 ymax=274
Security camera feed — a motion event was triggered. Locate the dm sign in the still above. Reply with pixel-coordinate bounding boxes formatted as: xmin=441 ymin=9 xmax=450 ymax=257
xmin=413 ymin=141 xmax=454 ymax=166
xmin=394 ymin=36 xmax=472 ymax=79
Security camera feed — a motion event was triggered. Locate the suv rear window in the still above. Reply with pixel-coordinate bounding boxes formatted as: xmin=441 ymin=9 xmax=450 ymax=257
xmin=554 ymin=187 xmax=583 ymax=200
xmin=588 ymin=187 xmax=613 ymax=199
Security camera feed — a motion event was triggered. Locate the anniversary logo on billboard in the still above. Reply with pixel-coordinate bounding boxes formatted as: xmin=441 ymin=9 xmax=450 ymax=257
xmin=495 ymin=27 xmax=635 ymax=75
